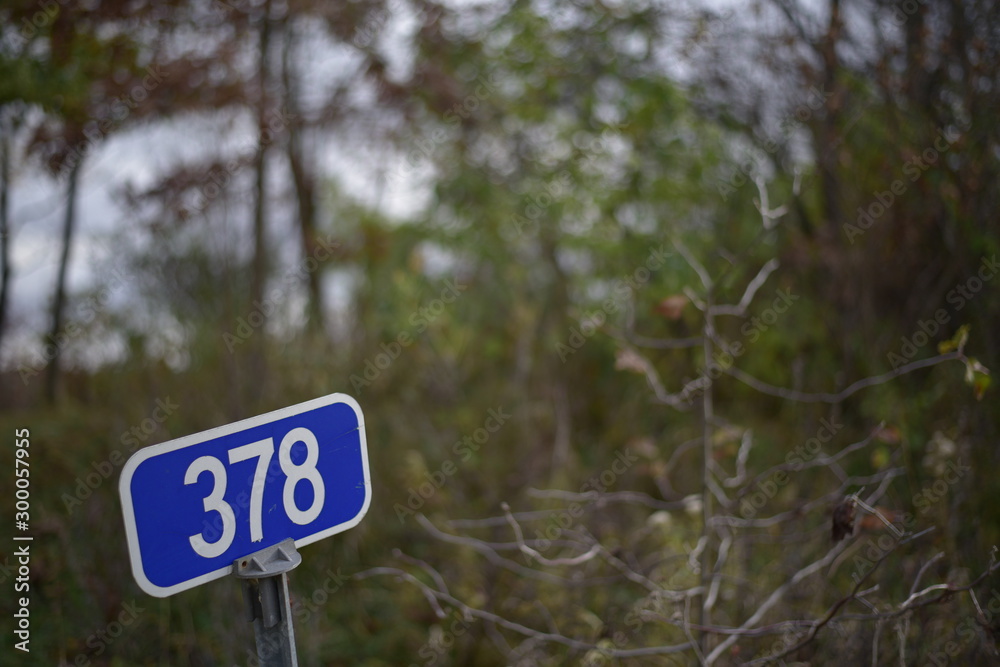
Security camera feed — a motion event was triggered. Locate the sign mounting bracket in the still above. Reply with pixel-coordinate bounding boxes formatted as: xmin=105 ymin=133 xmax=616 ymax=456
xmin=234 ymin=538 xmax=302 ymax=667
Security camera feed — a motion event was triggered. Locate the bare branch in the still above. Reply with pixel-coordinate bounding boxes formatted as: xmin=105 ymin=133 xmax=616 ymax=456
xmin=393 ymin=548 xmax=451 ymax=597
xmin=731 ymin=424 xmax=883 ymax=502
xmin=501 ymin=502 xmax=602 ymax=567
xmin=898 ymin=583 xmax=953 ymax=609
xmin=448 ymin=509 xmax=576 ymax=529
xmin=684 ymin=595 xmax=709 ymax=666
xmin=594 ymin=540 xmax=666 ymax=594
xmin=716 ymin=469 xmax=904 ymax=529
xmin=751 ymin=546 xmax=1000 ymax=665
xmin=615 ymin=344 xmax=695 ymax=409
xmin=704 ymin=533 xmax=732 ymax=614
xmin=705 ymin=474 xmax=730 ymax=508
xmin=722 ymin=351 xmax=963 ymax=403
xmin=853 ymin=495 xmax=904 ymax=538
xmin=722 ymin=429 xmax=754 ymax=488
xmin=705 ymin=541 xmax=850 ymax=664
xmin=711 ymin=258 xmax=780 ymax=316
xmin=526 ymin=488 xmax=686 ymax=511
xmin=753 ymin=174 xmax=787 ymax=230
xmin=619 ymin=330 xmax=704 ymax=350
xmin=415 ymin=514 xmax=592 ymax=586
xmin=683 ymin=285 xmax=707 ymax=311
xmin=673 ymin=237 xmax=713 ymax=290
xmin=897 ymin=617 xmax=908 ymax=666
xmin=615 ymin=298 xmax=703 ymax=350
xmin=354 ymin=566 xmax=697 ymax=658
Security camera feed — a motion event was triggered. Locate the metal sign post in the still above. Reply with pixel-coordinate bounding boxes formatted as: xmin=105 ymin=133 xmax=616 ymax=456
xmin=235 ymin=538 xmax=301 ymax=667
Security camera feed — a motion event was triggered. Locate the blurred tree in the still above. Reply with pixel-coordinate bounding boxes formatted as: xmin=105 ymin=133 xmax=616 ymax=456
xmin=682 ymin=0 xmax=1000 ymax=566
xmin=46 ymin=155 xmax=82 ymax=404
xmin=0 ymin=0 xmax=202 ymax=401
xmin=1 ymin=1 xmax=139 ymax=401
xmin=281 ymin=15 xmax=325 ymax=331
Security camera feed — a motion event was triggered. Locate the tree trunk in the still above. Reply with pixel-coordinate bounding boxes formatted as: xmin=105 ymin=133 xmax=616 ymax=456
xmin=282 ymin=18 xmax=325 ymax=332
xmin=247 ymin=2 xmax=272 ymax=395
xmin=251 ymin=4 xmax=271 ymax=316
xmin=817 ymin=0 xmax=843 ymax=237
xmin=45 ymin=157 xmax=83 ymax=405
xmin=0 ymin=130 xmax=12 ymax=352
xmin=698 ymin=290 xmax=715 ymax=654
xmin=539 ymin=228 xmax=573 ymax=483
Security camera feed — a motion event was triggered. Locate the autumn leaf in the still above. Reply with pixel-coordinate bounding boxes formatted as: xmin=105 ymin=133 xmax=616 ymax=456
xmin=870 ymin=447 xmax=890 ymax=469
xmin=963 ymin=357 xmax=992 ymax=400
xmin=614 ymin=347 xmax=649 ymax=374
xmin=873 ymin=425 xmax=901 ymax=444
xmin=938 ymin=324 xmax=970 ymax=353
xmin=973 ymin=373 xmax=992 ymax=401
xmin=655 ymin=294 xmax=688 ymax=320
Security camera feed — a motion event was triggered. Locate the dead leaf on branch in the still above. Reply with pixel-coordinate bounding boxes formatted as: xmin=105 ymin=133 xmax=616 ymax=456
xmin=655 ymin=294 xmax=688 ymax=320
xmin=831 ymin=496 xmax=857 ymax=542
xmin=614 ymin=348 xmax=649 ymax=374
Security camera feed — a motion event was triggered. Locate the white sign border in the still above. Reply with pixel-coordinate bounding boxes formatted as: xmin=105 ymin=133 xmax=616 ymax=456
xmin=119 ymin=392 xmax=370 ymax=598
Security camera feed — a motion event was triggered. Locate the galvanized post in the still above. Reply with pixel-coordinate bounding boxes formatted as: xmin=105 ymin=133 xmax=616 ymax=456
xmin=235 ymin=538 xmax=301 ymax=667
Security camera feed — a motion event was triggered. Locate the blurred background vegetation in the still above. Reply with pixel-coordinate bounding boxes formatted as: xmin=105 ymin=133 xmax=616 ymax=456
xmin=0 ymin=0 xmax=998 ymax=664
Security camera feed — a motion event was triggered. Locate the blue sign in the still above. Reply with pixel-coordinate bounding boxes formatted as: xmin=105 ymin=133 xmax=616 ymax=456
xmin=119 ymin=393 xmax=370 ymax=597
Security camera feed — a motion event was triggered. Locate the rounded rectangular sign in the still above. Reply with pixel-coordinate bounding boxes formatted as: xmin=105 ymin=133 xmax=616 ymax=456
xmin=119 ymin=393 xmax=370 ymax=597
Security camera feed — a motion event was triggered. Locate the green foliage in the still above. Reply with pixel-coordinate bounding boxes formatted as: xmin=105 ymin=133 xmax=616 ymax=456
xmin=1 ymin=0 xmax=999 ymax=664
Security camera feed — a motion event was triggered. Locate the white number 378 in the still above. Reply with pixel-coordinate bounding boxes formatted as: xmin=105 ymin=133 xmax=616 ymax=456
xmin=183 ymin=427 xmax=325 ymax=558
